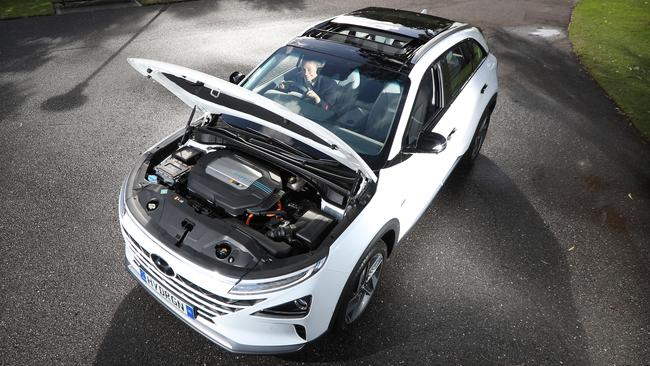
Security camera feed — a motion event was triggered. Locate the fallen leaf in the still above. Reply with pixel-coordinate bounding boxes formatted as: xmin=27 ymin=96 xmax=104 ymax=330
xmin=568 ymin=246 xmax=575 ymax=252
xmin=628 ymin=193 xmax=633 ymax=200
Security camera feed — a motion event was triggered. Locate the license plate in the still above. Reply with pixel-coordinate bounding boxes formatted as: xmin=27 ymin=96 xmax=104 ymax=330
xmin=139 ymin=268 xmax=196 ymax=319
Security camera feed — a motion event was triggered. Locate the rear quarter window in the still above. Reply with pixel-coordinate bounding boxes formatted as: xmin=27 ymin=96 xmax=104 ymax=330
xmin=439 ymin=38 xmax=487 ymax=102
xmin=440 ymin=44 xmax=473 ymax=101
xmin=467 ymin=39 xmax=487 ymax=70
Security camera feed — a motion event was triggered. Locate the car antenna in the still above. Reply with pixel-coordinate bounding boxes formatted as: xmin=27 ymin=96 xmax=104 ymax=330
xmin=180 ymin=105 xmax=197 ymax=145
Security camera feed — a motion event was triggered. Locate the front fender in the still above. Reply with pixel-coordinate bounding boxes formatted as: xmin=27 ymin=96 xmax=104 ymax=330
xmin=327 ymin=201 xmax=399 ymax=274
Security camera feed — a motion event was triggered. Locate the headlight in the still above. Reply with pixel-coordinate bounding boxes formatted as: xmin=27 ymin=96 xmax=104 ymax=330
xmin=254 ymin=295 xmax=312 ymax=318
xmin=229 ymin=257 xmax=326 ymax=295
xmin=118 ymin=176 xmax=128 ymax=218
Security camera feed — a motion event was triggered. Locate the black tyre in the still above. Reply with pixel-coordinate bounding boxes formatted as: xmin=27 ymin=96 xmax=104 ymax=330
xmin=331 ymin=239 xmax=388 ymax=332
xmin=460 ymin=107 xmax=492 ymax=166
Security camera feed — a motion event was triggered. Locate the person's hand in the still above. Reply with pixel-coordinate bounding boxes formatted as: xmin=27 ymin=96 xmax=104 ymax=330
xmin=306 ymin=90 xmax=321 ymax=104
xmin=278 ymin=81 xmax=287 ymax=91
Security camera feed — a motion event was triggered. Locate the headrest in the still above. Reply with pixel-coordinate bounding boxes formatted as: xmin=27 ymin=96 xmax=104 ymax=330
xmin=381 ymin=81 xmax=402 ymax=95
xmin=339 ymin=69 xmax=361 ymax=89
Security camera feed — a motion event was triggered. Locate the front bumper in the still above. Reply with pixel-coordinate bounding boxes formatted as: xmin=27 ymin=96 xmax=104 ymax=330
xmin=124 ymin=262 xmax=304 ymax=354
xmin=119 ymin=210 xmax=347 ymax=354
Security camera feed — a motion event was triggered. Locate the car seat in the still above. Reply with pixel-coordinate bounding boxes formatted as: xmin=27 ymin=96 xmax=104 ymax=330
xmin=335 ymin=69 xmax=361 ymax=114
xmin=362 ymin=82 xmax=403 ymax=142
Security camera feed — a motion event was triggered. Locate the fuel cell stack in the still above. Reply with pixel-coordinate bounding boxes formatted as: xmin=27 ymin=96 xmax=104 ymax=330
xmin=187 ymin=151 xmax=283 ymax=216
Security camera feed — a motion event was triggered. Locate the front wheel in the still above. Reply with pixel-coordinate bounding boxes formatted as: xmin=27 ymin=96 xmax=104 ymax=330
xmin=332 ymin=239 xmax=387 ymax=332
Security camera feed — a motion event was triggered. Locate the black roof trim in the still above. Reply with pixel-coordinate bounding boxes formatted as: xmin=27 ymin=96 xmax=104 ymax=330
xmin=333 ymin=7 xmax=457 ymax=41
xmin=287 ymin=37 xmax=410 ymax=73
xmin=301 ymin=7 xmax=465 ymax=67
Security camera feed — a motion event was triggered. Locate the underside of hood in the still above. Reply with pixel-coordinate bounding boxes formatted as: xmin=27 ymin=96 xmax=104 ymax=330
xmin=127 ymin=58 xmax=377 ymax=182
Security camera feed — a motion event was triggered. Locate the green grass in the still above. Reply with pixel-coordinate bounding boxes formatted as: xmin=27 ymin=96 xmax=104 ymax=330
xmin=0 ymin=0 xmax=53 ymax=19
xmin=569 ymin=0 xmax=650 ymax=138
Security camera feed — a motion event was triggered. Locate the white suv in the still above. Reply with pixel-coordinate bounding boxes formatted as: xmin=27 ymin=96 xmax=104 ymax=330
xmin=119 ymin=7 xmax=497 ymax=354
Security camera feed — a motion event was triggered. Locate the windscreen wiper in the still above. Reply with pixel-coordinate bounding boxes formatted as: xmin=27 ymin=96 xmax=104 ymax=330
xmin=246 ymin=127 xmax=312 ymax=158
xmin=297 ymin=157 xmax=341 ymax=167
xmin=199 ymin=125 xmax=355 ymax=182
xmin=246 ymin=140 xmax=341 ymax=168
xmin=242 ymin=127 xmax=313 ymax=159
xmin=215 ymin=116 xmax=346 ymax=162
xmin=236 ymin=127 xmax=345 ymax=168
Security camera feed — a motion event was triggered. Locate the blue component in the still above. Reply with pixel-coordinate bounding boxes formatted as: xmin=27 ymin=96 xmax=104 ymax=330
xmin=186 ymin=306 xmax=196 ymax=319
xmin=252 ymin=180 xmax=272 ymax=194
xmin=147 ymin=174 xmax=158 ymax=182
xmin=139 ymin=268 xmax=146 ymax=281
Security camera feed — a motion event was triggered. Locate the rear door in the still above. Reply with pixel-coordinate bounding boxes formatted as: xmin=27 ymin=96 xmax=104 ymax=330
xmin=437 ymin=39 xmax=493 ymax=155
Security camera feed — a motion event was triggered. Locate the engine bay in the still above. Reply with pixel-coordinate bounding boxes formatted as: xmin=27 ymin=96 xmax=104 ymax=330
xmin=135 ymin=135 xmax=338 ymax=267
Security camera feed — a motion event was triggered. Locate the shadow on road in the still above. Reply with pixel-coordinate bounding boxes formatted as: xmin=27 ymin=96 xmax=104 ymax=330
xmin=41 ymin=5 xmax=169 ymax=112
xmin=0 ymin=82 xmax=32 ymax=123
xmin=95 ymin=156 xmax=589 ymax=365
xmin=0 ymin=0 xmax=305 ymax=114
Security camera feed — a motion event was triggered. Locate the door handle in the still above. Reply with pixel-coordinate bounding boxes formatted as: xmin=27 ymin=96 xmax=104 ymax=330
xmin=447 ymin=128 xmax=457 ymax=141
xmin=480 ymin=84 xmax=488 ymax=94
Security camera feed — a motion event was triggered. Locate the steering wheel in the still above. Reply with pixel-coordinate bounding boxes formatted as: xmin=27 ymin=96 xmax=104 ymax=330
xmin=281 ymin=80 xmax=310 ymax=95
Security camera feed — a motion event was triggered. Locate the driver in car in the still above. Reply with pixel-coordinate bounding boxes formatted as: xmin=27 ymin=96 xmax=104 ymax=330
xmin=278 ymin=59 xmax=337 ymax=111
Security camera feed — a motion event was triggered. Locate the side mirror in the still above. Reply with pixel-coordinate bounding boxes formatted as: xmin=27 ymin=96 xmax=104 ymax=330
xmin=229 ymin=71 xmax=245 ymax=84
xmin=405 ymin=131 xmax=447 ymax=154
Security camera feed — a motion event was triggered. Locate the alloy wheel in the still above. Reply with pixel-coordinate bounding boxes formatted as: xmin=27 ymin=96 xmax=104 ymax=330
xmin=344 ymin=253 xmax=384 ymax=324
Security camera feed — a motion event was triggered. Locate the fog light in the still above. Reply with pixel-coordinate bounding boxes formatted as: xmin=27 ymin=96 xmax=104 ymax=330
xmin=294 ymin=298 xmax=309 ymax=311
xmin=294 ymin=324 xmax=306 ymax=340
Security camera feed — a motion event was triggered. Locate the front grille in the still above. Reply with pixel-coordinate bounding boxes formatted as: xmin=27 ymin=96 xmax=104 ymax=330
xmin=124 ymin=231 xmax=264 ymax=321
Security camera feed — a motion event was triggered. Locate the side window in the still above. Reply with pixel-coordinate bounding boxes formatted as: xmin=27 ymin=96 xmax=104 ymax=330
xmin=259 ymin=54 xmax=299 ymax=86
xmin=440 ymin=43 xmax=473 ymax=101
xmin=404 ymin=67 xmax=439 ymax=147
xmin=467 ymin=39 xmax=487 ymax=70
xmin=246 ymin=52 xmax=300 ymax=92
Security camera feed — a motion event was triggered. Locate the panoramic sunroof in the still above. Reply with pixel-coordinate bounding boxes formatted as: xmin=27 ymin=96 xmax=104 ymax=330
xmin=304 ymin=23 xmax=419 ymax=57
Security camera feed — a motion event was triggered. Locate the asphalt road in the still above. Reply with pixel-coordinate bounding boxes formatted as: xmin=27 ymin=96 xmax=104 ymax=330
xmin=1 ymin=0 xmax=649 ymax=365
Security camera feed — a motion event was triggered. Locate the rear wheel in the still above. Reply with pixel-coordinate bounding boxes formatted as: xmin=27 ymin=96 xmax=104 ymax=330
xmin=332 ymin=239 xmax=387 ymax=332
xmin=460 ymin=108 xmax=492 ymax=166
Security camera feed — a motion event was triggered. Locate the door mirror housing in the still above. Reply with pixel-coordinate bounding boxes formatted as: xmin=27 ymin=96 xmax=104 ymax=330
xmin=405 ymin=131 xmax=447 ymax=154
xmin=229 ymin=71 xmax=246 ymax=84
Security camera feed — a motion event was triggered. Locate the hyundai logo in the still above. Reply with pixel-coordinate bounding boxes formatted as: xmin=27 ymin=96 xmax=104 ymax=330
xmin=151 ymin=254 xmax=175 ymax=277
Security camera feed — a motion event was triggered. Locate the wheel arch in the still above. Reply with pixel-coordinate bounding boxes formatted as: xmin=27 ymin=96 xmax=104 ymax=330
xmin=378 ymin=219 xmax=400 ymax=258
xmin=324 ymin=218 xmax=399 ymax=334
xmin=487 ymin=92 xmax=498 ymax=113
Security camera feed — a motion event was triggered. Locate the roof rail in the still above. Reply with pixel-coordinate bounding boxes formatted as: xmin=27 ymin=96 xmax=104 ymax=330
xmin=410 ymin=24 xmax=471 ymax=64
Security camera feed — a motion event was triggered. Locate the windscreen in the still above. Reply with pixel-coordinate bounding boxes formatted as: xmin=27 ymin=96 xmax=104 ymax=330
xmin=242 ymin=46 xmax=408 ymax=158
